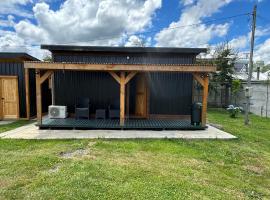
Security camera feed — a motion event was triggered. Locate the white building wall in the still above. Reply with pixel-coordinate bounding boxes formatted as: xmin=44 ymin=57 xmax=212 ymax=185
xmin=208 ymin=82 xmax=270 ymax=117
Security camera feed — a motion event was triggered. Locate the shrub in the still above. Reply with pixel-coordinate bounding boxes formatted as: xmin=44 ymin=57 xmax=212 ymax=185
xmin=227 ymin=105 xmax=243 ymax=118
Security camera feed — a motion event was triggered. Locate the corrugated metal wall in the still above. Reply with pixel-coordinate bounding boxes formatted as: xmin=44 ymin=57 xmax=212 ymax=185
xmin=0 ymin=62 xmax=37 ymax=117
xmin=54 ymin=71 xmax=119 ymax=113
xmin=148 ymin=72 xmax=192 ymax=115
xmin=0 ymin=62 xmax=51 ymax=117
xmin=52 ymin=51 xmax=195 ymax=116
xmin=53 ymin=52 xmax=195 ymax=64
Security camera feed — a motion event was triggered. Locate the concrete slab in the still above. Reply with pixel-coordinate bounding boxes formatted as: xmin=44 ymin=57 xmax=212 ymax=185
xmin=0 ymin=123 xmax=237 ymax=140
xmin=0 ymin=120 xmax=15 ymax=125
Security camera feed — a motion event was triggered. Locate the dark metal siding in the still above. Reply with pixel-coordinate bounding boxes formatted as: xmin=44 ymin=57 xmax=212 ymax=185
xmin=52 ymin=51 xmax=194 ymax=116
xmin=0 ymin=62 xmax=49 ymax=117
xmin=0 ymin=62 xmax=27 ymax=117
xmin=54 ymin=71 xmax=119 ymax=113
xmin=53 ymin=52 xmax=195 ymax=65
xmin=148 ymin=72 xmax=192 ymax=115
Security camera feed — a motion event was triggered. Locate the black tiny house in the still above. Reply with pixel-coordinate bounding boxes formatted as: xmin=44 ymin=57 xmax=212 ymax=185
xmin=0 ymin=53 xmax=51 ymax=120
xmin=0 ymin=53 xmax=38 ymax=119
xmin=25 ymin=45 xmax=216 ymax=129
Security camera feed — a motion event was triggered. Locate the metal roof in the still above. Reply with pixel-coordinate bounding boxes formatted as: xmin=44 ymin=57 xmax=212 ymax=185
xmin=41 ymin=45 xmax=207 ymax=54
xmin=0 ymin=52 xmax=39 ymax=61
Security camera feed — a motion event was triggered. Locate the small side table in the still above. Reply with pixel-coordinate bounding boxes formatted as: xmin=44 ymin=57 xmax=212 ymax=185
xmin=95 ymin=109 xmax=106 ymax=119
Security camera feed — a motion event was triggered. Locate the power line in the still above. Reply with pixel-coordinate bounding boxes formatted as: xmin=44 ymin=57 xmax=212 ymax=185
xmin=257 ymin=14 xmax=270 ymax=23
xmin=0 ymin=12 xmax=251 ymax=47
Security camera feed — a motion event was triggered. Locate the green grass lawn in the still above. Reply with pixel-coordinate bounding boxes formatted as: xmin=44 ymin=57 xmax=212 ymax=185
xmin=0 ymin=109 xmax=269 ymax=200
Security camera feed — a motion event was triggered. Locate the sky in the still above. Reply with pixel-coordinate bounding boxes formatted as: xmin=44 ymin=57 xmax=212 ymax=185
xmin=0 ymin=0 xmax=270 ymax=63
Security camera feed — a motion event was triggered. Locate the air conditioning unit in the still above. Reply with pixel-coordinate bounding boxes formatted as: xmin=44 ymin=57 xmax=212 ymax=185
xmin=49 ymin=105 xmax=68 ymax=119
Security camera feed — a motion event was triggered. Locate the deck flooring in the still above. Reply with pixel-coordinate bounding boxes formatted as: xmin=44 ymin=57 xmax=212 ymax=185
xmin=40 ymin=118 xmax=205 ymax=130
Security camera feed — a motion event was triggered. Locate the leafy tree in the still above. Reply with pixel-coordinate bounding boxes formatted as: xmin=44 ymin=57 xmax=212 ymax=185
xmin=261 ymin=64 xmax=270 ymax=73
xmin=231 ymin=79 xmax=242 ymax=105
xmin=211 ymin=43 xmax=237 ymax=107
xmin=43 ymin=55 xmax=52 ymax=62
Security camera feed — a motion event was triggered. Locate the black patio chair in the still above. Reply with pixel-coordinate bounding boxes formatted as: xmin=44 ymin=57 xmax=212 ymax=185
xmin=108 ymin=100 xmax=120 ymax=119
xmin=75 ymin=98 xmax=90 ymax=119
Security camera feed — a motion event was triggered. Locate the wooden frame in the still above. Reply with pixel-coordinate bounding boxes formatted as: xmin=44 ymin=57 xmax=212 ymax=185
xmin=24 ymin=68 xmax=30 ymax=119
xmin=35 ymin=70 xmax=54 ymax=124
xmin=27 ymin=61 xmax=215 ymax=127
xmin=192 ymin=73 xmax=209 ymax=126
xmin=109 ymin=71 xmax=138 ymax=125
xmin=25 ymin=62 xmax=216 ymax=73
xmin=0 ymin=76 xmax=20 ymax=120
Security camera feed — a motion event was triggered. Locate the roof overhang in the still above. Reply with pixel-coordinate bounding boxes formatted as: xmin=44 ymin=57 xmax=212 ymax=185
xmin=0 ymin=52 xmax=39 ymax=62
xmin=24 ymin=61 xmax=216 ymax=72
xmin=41 ymin=45 xmax=207 ymax=55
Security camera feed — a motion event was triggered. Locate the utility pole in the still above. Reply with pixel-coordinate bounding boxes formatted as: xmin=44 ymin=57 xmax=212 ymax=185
xmin=245 ymin=5 xmax=257 ymax=125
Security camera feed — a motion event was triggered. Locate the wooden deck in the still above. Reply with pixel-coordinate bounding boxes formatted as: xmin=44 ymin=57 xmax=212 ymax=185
xmin=39 ymin=118 xmax=206 ymax=130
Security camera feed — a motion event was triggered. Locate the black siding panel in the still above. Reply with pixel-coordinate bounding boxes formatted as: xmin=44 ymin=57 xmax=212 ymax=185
xmin=54 ymin=71 xmax=119 ymax=113
xmin=148 ymin=72 xmax=192 ymax=115
xmin=53 ymin=52 xmax=195 ymax=64
xmin=0 ymin=62 xmax=26 ymax=117
xmin=29 ymin=69 xmax=37 ymax=116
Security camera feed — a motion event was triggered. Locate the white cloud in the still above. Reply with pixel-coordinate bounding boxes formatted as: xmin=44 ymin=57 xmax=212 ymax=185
xmin=14 ymin=0 xmax=161 ymax=45
xmin=227 ymin=27 xmax=270 ymax=53
xmin=125 ymin=35 xmax=152 ymax=47
xmin=181 ymin=0 xmax=195 ymax=6
xmin=155 ymin=0 xmax=232 ymax=47
xmin=0 ymin=0 xmax=161 ymax=59
xmin=254 ymin=38 xmax=270 ymax=64
xmin=0 ymin=0 xmax=33 ymax=18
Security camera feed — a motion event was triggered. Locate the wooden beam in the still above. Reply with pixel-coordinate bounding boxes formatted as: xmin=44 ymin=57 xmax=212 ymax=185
xmin=201 ymin=75 xmax=209 ymax=127
xmin=120 ymin=72 xmax=125 ymax=126
xmin=24 ymin=68 xmax=30 ymax=120
xmin=25 ymin=62 xmax=216 ymax=73
xmin=192 ymin=73 xmax=204 ymax=86
xmin=108 ymin=71 xmax=120 ymax=84
xmin=36 ymin=70 xmax=42 ymax=124
xmin=0 ymin=78 xmax=2 ymax=120
xmin=125 ymin=72 xmax=137 ymax=84
xmin=40 ymin=70 xmax=53 ymax=84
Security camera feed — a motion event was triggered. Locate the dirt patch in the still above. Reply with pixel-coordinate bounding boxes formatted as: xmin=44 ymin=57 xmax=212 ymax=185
xmin=88 ymin=141 xmax=97 ymax=147
xmin=60 ymin=149 xmax=89 ymax=158
xmin=48 ymin=165 xmax=61 ymax=173
xmin=59 ymin=148 xmax=97 ymax=160
xmin=244 ymin=165 xmax=264 ymax=175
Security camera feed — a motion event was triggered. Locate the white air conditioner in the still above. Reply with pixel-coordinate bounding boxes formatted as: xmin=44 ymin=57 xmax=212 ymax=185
xmin=49 ymin=105 xmax=68 ymax=119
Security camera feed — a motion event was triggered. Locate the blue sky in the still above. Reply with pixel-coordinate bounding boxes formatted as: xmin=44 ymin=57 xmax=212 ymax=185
xmin=0 ymin=0 xmax=270 ymax=63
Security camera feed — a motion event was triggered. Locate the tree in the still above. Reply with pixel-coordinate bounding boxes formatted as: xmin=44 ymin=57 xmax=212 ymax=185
xmin=231 ymin=79 xmax=242 ymax=105
xmin=211 ymin=43 xmax=237 ymax=107
xmin=43 ymin=55 xmax=52 ymax=62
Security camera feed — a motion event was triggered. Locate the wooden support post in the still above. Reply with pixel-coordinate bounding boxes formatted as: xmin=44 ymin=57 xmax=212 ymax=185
xmin=192 ymin=73 xmax=209 ymax=127
xmin=24 ymin=68 xmax=30 ymax=120
xmin=109 ymin=72 xmax=120 ymax=84
xmin=40 ymin=70 xmax=53 ymax=84
xmin=202 ymin=75 xmax=209 ymax=127
xmin=109 ymin=71 xmax=137 ymax=126
xmin=120 ymin=72 xmax=125 ymax=126
xmin=36 ymin=69 xmax=42 ymax=124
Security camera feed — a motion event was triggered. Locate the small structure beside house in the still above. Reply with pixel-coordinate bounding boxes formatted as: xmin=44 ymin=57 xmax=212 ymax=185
xmin=24 ymin=45 xmax=216 ymax=130
xmin=0 ymin=53 xmax=40 ymax=120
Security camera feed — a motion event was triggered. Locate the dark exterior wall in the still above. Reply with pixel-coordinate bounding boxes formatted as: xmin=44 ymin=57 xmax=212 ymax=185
xmin=148 ymin=72 xmax=192 ymax=115
xmin=52 ymin=51 xmax=196 ymax=65
xmin=0 ymin=62 xmax=51 ymax=117
xmin=54 ymin=71 xmax=119 ymax=113
xmin=0 ymin=62 xmax=37 ymax=117
xmin=52 ymin=50 xmax=195 ymax=116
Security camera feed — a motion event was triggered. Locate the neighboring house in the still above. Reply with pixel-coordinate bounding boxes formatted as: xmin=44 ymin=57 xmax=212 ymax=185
xmin=24 ymin=45 xmax=216 ymax=130
xmin=0 ymin=53 xmax=39 ymax=120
